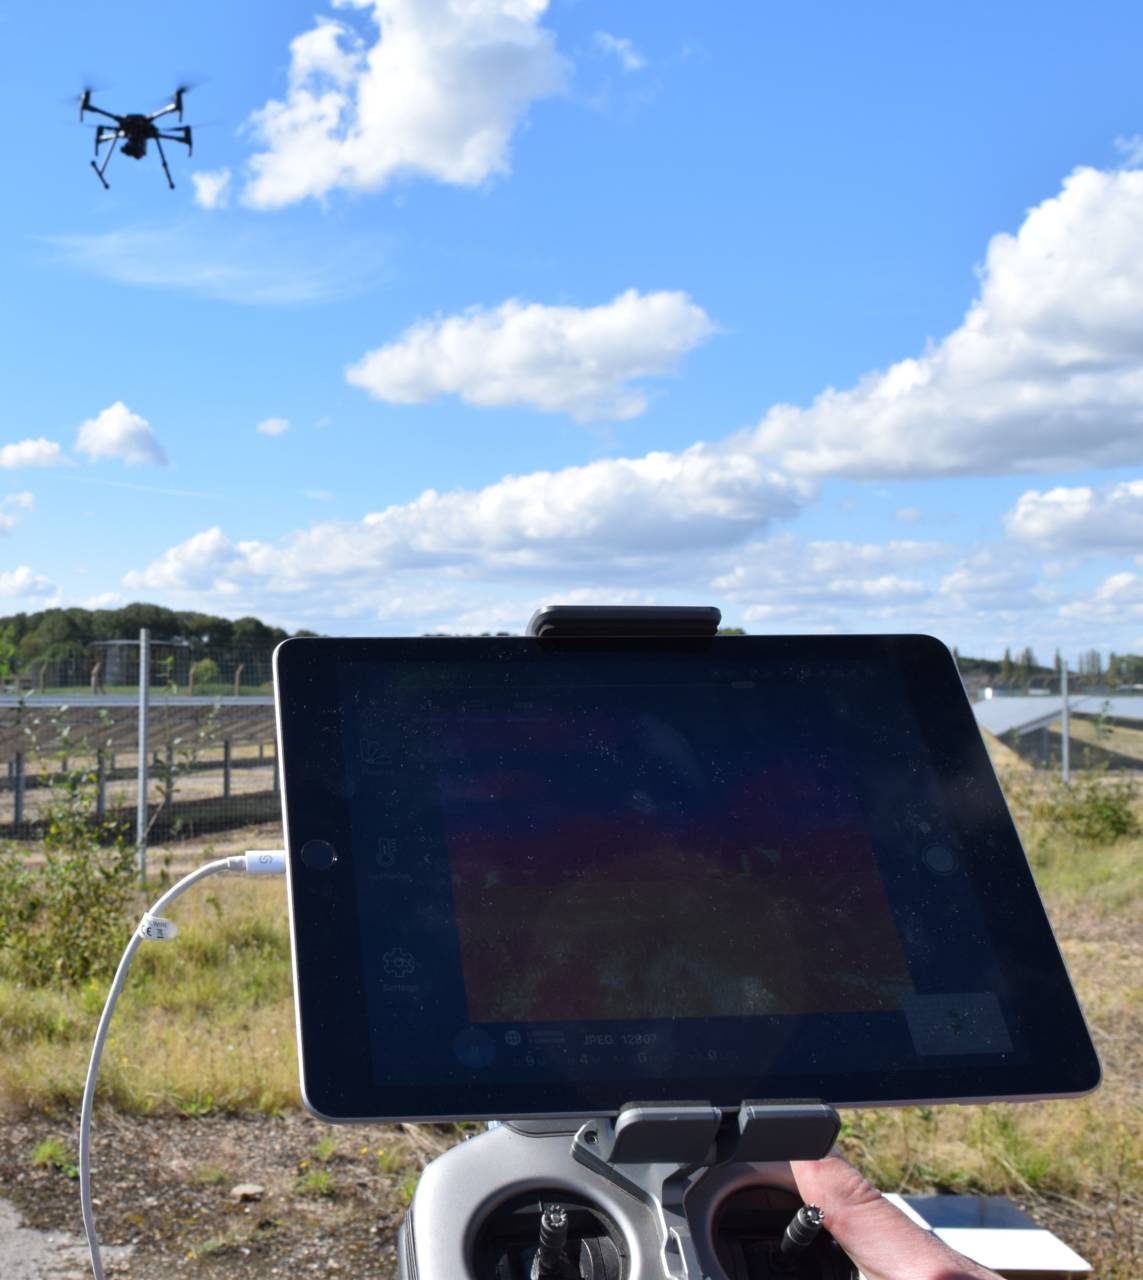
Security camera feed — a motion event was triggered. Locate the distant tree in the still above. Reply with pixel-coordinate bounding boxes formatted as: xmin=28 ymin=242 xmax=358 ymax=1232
xmin=999 ymin=647 xmax=1013 ymax=686
xmin=718 ymin=627 xmax=747 ymax=636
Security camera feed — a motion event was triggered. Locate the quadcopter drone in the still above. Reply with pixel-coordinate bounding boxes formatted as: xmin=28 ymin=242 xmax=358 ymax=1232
xmin=79 ymin=86 xmax=195 ymax=190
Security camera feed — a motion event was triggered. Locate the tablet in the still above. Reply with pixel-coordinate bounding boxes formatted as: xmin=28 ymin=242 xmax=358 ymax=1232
xmin=274 ymin=634 xmax=1099 ymax=1121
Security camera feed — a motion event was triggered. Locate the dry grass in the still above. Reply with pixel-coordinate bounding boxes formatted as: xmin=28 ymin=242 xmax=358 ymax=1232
xmin=0 ymin=787 xmax=1140 ymax=1272
xmin=0 ymin=877 xmax=298 ymax=1115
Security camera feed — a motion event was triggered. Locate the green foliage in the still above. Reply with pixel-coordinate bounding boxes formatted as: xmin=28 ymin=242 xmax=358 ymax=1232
xmin=189 ymin=656 xmax=220 ymax=687
xmin=1034 ymin=773 xmax=1139 ymax=844
xmin=298 ymin=1166 xmax=335 ymax=1197
xmin=0 ymin=767 xmax=136 ymax=986
xmin=32 ymin=1136 xmax=79 ymax=1179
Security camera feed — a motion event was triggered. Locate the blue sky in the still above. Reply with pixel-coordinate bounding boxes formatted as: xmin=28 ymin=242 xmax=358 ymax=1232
xmin=2 ymin=0 xmax=1143 ymax=655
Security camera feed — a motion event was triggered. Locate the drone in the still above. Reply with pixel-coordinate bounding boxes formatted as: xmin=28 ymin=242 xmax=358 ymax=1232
xmin=79 ymin=86 xmax=195 ymax=190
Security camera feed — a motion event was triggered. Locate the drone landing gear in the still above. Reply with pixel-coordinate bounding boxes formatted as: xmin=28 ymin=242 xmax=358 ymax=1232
xmin=153 ymin=135 xmax=175 ymax=190
xmin=90 ymin=148 xmax=114 ymax=190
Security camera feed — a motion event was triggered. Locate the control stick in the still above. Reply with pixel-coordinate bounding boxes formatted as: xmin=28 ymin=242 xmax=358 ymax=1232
xmin=531 ymin=1203 xmax=573 ymax=1280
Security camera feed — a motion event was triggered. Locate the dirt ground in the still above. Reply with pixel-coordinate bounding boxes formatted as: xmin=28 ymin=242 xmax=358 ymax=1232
xmin=0 ymin=1110 xmax=454 ymax=1278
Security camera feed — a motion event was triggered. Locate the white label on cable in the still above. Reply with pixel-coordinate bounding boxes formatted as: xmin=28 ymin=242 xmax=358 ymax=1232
xmin=138 ymin=913 xmax=178 ymax=941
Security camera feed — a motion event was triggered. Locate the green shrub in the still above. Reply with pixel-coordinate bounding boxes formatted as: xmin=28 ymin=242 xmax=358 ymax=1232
xmin=1019 ymin=772 xmax=1140 ymax=844
xmin=0 ymin=781 xmax=136 ymax=987
xmin=189 ymin=657 xmax=220 ymax=690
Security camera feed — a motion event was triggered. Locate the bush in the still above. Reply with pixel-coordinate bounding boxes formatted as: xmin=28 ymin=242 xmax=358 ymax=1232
xmin=1022 ymin=772 xmax=1140 ymax=844
xmin=190 ymin=657 xmax=221 ymax=690
xmin=0 ymin=778 xmax=136 ymax=987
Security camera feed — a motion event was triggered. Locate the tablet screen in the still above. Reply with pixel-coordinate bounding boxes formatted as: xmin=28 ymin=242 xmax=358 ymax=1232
xmin=275 ymin=635 xmax=1099 ymax=1120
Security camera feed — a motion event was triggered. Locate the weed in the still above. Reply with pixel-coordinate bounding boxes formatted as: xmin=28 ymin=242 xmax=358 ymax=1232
xmin=313 ymin=1135 xmax=338 ymax=1162
xmin=32 ymin=1136 xmax=78 ymax=1179
xmin=398 ymin=1173 xmax=419 ymax=1205
xmin=375 ymin=1147 xmax=402 ymax=1174
xmin=193 ymin=1165 xmax=227 ymax=1186
xmin=298 ymin=1167 xmax=334 ymax=1198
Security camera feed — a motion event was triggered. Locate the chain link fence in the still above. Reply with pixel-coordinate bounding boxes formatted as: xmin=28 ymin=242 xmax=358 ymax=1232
xmin=1 ymin=640 xmax=282 ymax=856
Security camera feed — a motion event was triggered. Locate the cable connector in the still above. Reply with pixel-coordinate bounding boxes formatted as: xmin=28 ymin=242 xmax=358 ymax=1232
xmin=226 ymin=849 xmax=287 ymax=876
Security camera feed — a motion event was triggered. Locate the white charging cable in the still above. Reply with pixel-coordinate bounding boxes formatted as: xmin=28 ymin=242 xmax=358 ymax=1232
xmin=80 ymin=850 xmax=287 ymax=1280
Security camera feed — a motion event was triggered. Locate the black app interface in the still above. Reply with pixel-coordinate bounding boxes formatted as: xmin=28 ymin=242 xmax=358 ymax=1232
xmin=338 ymin=652 xmax=1014 ymax=1091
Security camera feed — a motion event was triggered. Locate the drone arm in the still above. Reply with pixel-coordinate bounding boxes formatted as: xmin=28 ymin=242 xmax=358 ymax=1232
xmin=157 ymin=127 xmax=193 ymax=156
xmin=149 ymin=103 xmax=178 ymax=122
xmin=82 ymin=103 xmax=121 ymax=124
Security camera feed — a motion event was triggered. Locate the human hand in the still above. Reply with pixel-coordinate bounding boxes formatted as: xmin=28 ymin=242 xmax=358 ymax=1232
xmin=789 ymin=1155 xmax=1001 ymax=1280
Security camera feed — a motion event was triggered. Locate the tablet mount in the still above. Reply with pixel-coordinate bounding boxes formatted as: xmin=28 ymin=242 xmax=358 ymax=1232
xmin=397 ymin=608 xmax=858 ymax=1280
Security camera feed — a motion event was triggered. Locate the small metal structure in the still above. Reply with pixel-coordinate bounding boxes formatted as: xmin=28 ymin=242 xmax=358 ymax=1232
xmin=79 ymin=85 xmax=196 ymax=189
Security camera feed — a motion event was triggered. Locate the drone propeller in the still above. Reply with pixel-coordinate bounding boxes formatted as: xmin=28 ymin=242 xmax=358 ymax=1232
xmin=79 ymin=87 xmax=92 ymax=121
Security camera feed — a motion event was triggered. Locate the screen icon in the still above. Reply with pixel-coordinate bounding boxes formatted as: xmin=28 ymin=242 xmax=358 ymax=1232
xmin=382 ymin=947 xmax=416 ymax=979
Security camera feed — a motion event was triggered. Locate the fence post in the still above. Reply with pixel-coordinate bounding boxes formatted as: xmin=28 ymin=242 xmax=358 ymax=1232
xmin=13 ymin=751 xmax=24 ymax=828
xmin=96 ymin=749 xmax=106 ymax=820
xmin=136 ymin=627 xmax=150 ymax=882
xmin=1061 ymin=661 xmax=1070 ymax=785
xmin=164 ymin=743 xmax=174 ymax=812
xmin=223 ymin=738 xmax=232 ymax=798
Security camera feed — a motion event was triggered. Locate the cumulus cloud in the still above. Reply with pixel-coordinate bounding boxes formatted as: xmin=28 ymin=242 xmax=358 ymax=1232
xmin=257 ymin=417 xmax=290 ymax=436
xmin=125 ymin=433 xmax=808 ymax=599
xmin=1004 ymin=480 xmax=1143 ymax=551
xmin=191 ymin=168 xmax=232 ymax=209
xmin=241 ymin=0 xmax=568 ymax=209
xmin=1061 ymin=570 xmax=1143 ymax=623
xmin=76 ymin=402 xmax=167 ymax=466
xmin=0 ymin=566 xmax=54 ymax=600
xmin=751 ymin=166 xmax=1143 ymax=477
xmin=0 ymin=438 xmax=65 ymax=470
xmin=595 ymin=31 xmax=646 ymax=72
xmin=347 ymin=290 xmax=716 ymax=421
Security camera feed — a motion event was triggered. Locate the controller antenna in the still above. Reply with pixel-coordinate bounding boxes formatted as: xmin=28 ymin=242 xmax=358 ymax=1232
xmin=779 ymin=1203 xmax=824 ymax=1261
xmin=531 ymin=1202 xmax=570 ymax=1279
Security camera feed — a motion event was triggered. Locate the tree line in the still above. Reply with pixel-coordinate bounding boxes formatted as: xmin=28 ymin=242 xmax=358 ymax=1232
xmin=0 ymin=603 xmax=314 ymax=670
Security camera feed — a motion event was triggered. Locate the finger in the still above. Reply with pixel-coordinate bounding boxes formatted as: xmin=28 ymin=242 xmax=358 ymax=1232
xmin=790 ymin=1156 xmax=999 ymax=1280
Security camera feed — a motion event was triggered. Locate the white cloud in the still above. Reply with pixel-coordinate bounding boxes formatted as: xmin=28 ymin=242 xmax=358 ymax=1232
xmin=751 ymin=166 xmax=1143 ymax=477
xmin=595 ymin=31 xmax=646 ymax=72
xmin=257 ymin=417 xmax=290 ymax=436
xmin=346 ymin=290 xmax=716 ymax=421
xmin=241 ymin=0 xmax=569 ymax=209
xmin=1004 ymin=480 xmax=1143 ymax=551
xmin=47 ymin=223 xmax=387 ymax=306
xmin=937 ymin=548 xmax=1039 ymax=609
xmin=1114 ymin=134 xmax=1143 ymax=168
xmin=76 ymin=402 xmax=167 ymax=466
xmin=0 ymin=491 xmax=34 ymax=533
xmin=191 ymin=168 xmax=232 ymax=209
xmin=124 ymin=434 xmax=808 ymax=601
xmin=1061 ymin=570 xmax=1143 ymax=623
xmin=896 ymin=506 xmax=921 ymax=523
xmin=0 ymin=438 xmax=65 ymax=470
xmin=0 ymin=566 xmax=54 ymax=600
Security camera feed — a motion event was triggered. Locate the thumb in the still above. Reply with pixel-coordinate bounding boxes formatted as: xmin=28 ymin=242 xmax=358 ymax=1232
xmin=790 ymin=1155 xmax=1000 ymax=1280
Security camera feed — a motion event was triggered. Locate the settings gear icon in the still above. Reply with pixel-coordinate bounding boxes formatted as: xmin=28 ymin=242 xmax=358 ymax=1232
xmin=382 ymin=947 xmax=417 ymax=979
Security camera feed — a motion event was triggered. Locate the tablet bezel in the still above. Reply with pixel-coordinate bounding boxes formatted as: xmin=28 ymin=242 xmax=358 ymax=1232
xmin=274 ymin=633 xmax=1100 ymax=1122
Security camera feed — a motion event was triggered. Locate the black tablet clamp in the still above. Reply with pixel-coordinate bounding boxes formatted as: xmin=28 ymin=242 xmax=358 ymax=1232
xmin=398 ymin=608 xmax=857 ymax=1280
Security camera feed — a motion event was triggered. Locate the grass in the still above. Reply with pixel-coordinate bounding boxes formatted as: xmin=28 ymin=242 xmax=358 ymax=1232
xmin=31 ymin=1135 xmax=78 ymax=1179
xmin=0 ymin=779 xmax=1139 ymax=1272
xmin=0 ymin=876 xmax=297 ymax=1114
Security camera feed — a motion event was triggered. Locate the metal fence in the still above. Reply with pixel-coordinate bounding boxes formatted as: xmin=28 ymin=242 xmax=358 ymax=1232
xmin=4 ymin=634 xmax=1139 ymax=872
xmin=1 ymin=631 xmax=282 ymax=874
